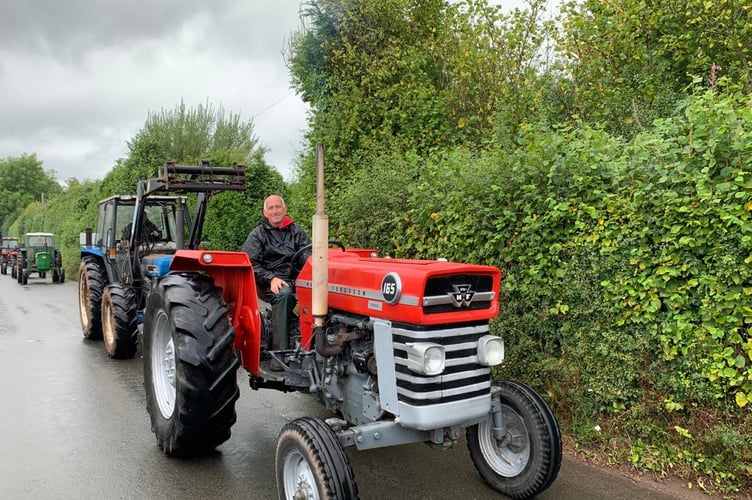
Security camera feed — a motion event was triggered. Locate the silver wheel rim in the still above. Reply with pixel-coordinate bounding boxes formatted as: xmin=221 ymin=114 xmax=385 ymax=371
xmin=151 ymin=310 xmax=176 ymax=419
xmin=283 ymin=450 xmax=319 ymax=500
xmin=479 ymin=404 xmax=530 ymax=477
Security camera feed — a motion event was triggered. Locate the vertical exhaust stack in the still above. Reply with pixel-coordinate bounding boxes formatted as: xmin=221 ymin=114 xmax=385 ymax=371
xmin=312 ymin=144 xmax=329 ymax=326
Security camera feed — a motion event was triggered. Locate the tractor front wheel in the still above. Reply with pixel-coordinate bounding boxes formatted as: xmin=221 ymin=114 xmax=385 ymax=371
xmin=79 ymin=257 xmax=107 ymax=340
xmin=1 ymin=263 xmax=6 ymax=275
xmin=467 ymin=380 xmax=562 ymax=500
xmin=21 ymin=269 xmax=28 ymax=285
xmin=276 ymin=417 xmax=359 ymax=500
xmin=102 ymin=284 xmax=138 ymax=359
xmin=143 ymin=273 xmax=240 ymax=456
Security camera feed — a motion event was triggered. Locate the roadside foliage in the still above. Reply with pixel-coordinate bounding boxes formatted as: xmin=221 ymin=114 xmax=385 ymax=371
xmin=2 ymin=0 xmax=750 ymax=495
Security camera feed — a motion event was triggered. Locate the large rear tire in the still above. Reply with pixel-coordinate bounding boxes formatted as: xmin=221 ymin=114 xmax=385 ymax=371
xmin=143 ymin=273 xmax=240 ymax=456
xmin=467 ymin=380 xmax=562 ymax=500
xmin=79 ymin=257 xmax=107 ymax=340
xmin=276 ymin=417 xmax=359 ymax=500
xmin=102 ymin=284 xmax=138 ymax=359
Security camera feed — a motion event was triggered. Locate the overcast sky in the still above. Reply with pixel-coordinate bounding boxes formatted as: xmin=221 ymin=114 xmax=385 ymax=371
xmin=0 ymin=0 xmax=310 ymax=185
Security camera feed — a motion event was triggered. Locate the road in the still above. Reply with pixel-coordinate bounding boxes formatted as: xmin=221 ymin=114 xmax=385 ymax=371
xmin=0 ymin=272 xmax=704 ymax=499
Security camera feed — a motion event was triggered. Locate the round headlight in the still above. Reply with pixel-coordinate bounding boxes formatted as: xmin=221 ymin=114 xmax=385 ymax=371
xmin=201 ymin=253 xmax=213 ymax=264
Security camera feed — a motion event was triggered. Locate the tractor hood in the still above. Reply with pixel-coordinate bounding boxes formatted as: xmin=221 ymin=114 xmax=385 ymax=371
xmin=295 ymin=249 xmax=501 ymax=327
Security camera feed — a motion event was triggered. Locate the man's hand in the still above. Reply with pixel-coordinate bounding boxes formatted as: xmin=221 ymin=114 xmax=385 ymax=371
xmin=270 ymin=276 xmax=289 ymax=294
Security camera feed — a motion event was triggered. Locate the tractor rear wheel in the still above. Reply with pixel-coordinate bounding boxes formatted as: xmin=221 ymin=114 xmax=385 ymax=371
xmin=276 ymin=417 xmax=359 ymax=500
xmin=102 ymin=284 xmax=138 ymax=359
xmin=467 ymin=380 xmax=562 ymax=500
xmin=143 ymin=273 xmax=240 ymax=456
xmin=79 ymin=257 xmax=107 ymax=340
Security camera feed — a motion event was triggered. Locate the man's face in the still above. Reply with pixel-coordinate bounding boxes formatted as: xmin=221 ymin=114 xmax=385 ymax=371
xmin=263 ymin=197 xmax=287 ymax=227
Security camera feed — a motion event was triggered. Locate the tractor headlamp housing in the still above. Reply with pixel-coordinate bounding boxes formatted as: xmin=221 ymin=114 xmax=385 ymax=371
xmin=405 ymin=342 xmax=445 ymax=376
xmin=477 ymin=335 xmax=504 ymax=366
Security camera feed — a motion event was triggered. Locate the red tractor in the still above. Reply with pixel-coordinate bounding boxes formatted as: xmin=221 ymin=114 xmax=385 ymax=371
xmin=1 ymin=237 xmax=19 ymax=276
xmin=137 ymin=151 xmax=561 ymax=499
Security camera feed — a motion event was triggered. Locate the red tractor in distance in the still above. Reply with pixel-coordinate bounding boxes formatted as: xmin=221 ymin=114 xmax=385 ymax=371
xmin=133 ymin=151 xmax=562 ymax=500
xmin=1 ymin=236 xmax=19 ymax=276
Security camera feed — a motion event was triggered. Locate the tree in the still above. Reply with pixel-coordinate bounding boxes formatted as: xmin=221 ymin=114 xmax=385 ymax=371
xmin=96 ymin=100 xmax=282 ymax=251
xmin=287 ymin=0 xmax=557 ymax=250
xmin=0 ymin=154 xmax=62 ymax=231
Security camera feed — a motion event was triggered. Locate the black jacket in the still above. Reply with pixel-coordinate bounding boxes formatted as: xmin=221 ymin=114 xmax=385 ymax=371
xmin=242 ymin=216 xmax=311 ymax=289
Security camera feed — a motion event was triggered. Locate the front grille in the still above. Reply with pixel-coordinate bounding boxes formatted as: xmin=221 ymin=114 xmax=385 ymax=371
xmin=392 ymin=323 xmax=491 ymax=406
xmin=423 ymin=274 xmax=495 ymax=314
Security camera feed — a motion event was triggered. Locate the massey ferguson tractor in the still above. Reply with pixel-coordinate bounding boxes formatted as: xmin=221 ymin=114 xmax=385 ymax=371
xmin=115 ymin=149 xmax=562 ymax=500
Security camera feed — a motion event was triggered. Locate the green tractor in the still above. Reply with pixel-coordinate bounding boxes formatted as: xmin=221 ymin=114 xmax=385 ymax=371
xmin=16 ymin=232 xmax=65 ymax=285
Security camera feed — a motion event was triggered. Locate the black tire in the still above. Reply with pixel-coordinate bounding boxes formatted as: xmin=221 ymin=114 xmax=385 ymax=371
xmin=143 ymin=273 xmax=240 ymax=456
xmin=276 ymin=417 xmax=359 ymax=500
xmin=79 ymin=257 xmax=107 ymax=340
xmin=11 ymin=263 xmax=16 ymax=279
xmin=40 ymin=271 xmax=46 ymax=279
xmin=1 ymin=263 xmax=6 ymax=275
xmin=16 ymin=254 xmax=24 ymax=283
xmin=52 ymin=269 xmax=59 ymax=282
xmin=60 ymin=268 xmax=65 ymax=283
xmin=102 ymin=284 xmax=139 ymax=359
xmin=467 ymin=380 xmax=562 ymax=500
xmin=22 ymin=269 xmax=28 ymax=285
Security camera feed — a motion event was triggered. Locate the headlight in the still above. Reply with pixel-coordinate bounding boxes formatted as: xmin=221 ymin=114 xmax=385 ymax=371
xmin=477 ymin=335 xmax=504 ymax=366
xmin=405 ymin=342 xmax=445 ymax=376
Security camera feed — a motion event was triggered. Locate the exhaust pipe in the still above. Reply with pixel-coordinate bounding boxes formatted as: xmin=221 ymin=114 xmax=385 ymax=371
xmin=312 ymin=144 xmax=329 ymax=327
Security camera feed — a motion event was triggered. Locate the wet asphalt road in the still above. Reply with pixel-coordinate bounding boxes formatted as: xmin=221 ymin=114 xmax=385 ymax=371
xmin=0 ymin=272 xmax=702 ymax=500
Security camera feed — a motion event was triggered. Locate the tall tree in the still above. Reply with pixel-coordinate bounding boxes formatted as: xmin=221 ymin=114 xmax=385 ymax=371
xmin=0 ymin=154 xmax=62 ymax=231
xmin=95 ymin=99 xmax=283 ymax=250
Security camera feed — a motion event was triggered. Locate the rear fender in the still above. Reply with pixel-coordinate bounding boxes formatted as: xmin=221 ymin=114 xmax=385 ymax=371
xmin=169 ymin=250 xmax=263 ymax=374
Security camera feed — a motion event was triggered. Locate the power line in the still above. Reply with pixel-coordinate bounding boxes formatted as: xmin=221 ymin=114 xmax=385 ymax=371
xmin=253 ymin=92 xmax=294 ymax=118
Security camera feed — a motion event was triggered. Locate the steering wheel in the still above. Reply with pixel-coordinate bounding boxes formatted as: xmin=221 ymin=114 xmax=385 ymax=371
xmin=291 ymin=239 xmax=346 ymax=274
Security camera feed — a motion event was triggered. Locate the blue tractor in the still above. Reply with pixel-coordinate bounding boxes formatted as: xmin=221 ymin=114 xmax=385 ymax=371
xmin=77 ymin=160 xmax=246 ymax=358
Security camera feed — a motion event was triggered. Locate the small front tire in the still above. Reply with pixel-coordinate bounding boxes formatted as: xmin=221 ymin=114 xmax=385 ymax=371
xmin=276 ymin=417 xmax=359 ymax=500
xmin=467 ymin=380 xmax=562 ymax=499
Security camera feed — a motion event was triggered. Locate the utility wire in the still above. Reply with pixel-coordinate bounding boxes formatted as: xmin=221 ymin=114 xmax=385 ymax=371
xmin=253 ymin=91 xmax=294 ymax=118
